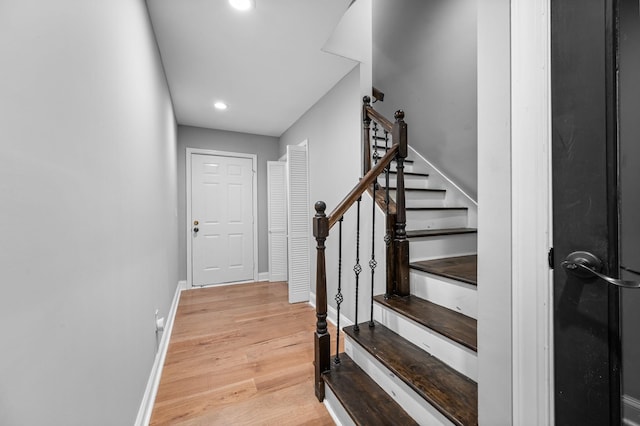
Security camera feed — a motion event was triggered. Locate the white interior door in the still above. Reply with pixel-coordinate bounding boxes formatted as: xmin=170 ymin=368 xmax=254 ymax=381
xmin=191 ymin=153 xmax=254 ymax=286
xmin=286 ymin=144 xmax=310 ymax=303
xmin=268 ymin=161 xmax=288 ymax=282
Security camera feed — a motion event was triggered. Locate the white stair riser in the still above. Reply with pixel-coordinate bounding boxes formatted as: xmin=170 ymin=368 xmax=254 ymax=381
xmin=387 ymin=161 xmax=420 ymax=174
xmin=410 ymin=270 xmax=478 ymax=319
xmin=409 ymin=233 xmax=477 ymax=261
xmin=389 ymin=190 xmax=446 ymax=208
xmin=374 ymin=304 xmax=477 ymax=381
xmin=406 ymin=209 xmax=468 ymax=230
xmin=324 ymin=387 xmax=356 ymax=426
xmin=378 ymin=175 xmax=430 ymax=189
xmin=345 ymin=338 xmax=455 ymax=426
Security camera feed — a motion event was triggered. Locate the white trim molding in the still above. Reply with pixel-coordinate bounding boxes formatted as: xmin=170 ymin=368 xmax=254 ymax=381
xmin=135 ymin=281 xmax=184 ymax=426
xmin=185 ymin=148 xmax=259 ymax=288
xmin=258 ymin=272 xmax=269 ymax=282
xmin=511 ymin=0 xmax=554 ymax=424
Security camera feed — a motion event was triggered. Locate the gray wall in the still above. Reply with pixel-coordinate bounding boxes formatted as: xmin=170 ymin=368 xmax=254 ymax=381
xmin=373 ymin=0 xmax=478 ymax=200
xmin=279 ymin=66 xmax=360 ymax=209
xmin=280 ymin=66 xmax=364 ymax=318
xmin=177 ymin=126 xmax=280 ymax=280
xmin=0 ymin=1 xmax=178 ymax=425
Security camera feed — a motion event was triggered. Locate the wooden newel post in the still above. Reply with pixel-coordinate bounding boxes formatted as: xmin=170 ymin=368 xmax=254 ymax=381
xmin=313 ymin=201 xmax=331 ymax=401
xmin=385 ymin=213 xmax=397 ymax=297
xmin=362 ymin=96 xmax=372 ymax=176
xmin=392 ymin=110 xmax=410 ymax=297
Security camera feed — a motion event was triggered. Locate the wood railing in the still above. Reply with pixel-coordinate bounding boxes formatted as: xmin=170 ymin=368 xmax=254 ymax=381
xmin=313 ymin=97 xmax=409 ymax=401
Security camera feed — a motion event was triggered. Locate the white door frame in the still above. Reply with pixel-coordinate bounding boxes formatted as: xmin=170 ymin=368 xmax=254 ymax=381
xmin=510 ymin=0 xmax=553 ymax=424
xmin=185 ymin=148 xmax=258 ymax=288
xmin=478 ymin=0 xmax=553 ymax=424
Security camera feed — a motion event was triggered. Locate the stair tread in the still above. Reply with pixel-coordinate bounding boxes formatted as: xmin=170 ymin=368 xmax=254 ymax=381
xmin=323 ymin=354 xmax=418 ymax=426
xmin=374 ymin=294 xmax=477 ymax=351
xmin=406 ymin=206 xmax=467 ymax=211
xmin=372 ymin=149 xmax=414 ymax=164
xmin=383 ymin=186 xmax=446 ymax=193
xmin=387 ymin=170 xmax=429 ymax=177
xmin=407 ymin=228 xmax=478 ymax=238
xmin=344 ymin=322 xmax=478 ymax=426
xmin=411 ymin=255 xmax=477 ymax=286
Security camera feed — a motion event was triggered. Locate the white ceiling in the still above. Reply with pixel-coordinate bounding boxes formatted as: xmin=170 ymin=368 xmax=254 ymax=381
xmin=147 ymin=0 xmax=358 ymax=137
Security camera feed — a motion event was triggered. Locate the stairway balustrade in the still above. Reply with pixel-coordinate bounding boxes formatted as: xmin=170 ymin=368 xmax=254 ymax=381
xmin=313 ymin=97 xmax=409 ymax=401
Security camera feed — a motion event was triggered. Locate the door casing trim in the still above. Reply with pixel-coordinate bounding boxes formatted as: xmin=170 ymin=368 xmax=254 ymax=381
xmin=511 ymin=0 xmax=554 ymax=424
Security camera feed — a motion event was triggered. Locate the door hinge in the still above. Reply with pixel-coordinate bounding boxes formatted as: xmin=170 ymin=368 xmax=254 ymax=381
xmin=548 ymin=247 xmax=554 ymax=269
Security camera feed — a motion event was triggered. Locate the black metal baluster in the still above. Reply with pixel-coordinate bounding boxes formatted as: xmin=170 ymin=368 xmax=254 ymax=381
xmin=384 ymin=130 xmax=394 ymax=298
xmin=334 ymin=217 xmax=344 ymax=365
xmin=372 ymin=122 xmax=380 ymax=165
xmin=384 ymin=130 xmax=390 ymax=214
xmin=353 ymin=197 xmax=362 ymax=332
xmin=369 ymin=175 xmax=377 ymax=328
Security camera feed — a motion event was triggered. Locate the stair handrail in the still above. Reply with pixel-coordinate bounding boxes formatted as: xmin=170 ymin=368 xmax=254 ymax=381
xmin=365 ymin=104 xmax=393 ymax=132
xmin=362 ymin=96 xmax=394 ymax=175
xmin=328 ymin=143 xmax=399 ymax=229
xmin=313 ymin=102 xmax=409 ymax=402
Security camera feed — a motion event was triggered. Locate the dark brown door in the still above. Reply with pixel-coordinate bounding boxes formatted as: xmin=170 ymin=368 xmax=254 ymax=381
xmin=552 ymin=0 xmax=640 ymax=424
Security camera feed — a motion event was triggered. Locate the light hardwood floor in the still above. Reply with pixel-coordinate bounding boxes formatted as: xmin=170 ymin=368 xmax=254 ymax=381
xmin=150 ymin=281 xmax=338 ymax=425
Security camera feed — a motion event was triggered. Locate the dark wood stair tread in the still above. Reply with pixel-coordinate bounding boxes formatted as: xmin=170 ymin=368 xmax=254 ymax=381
xmin=371 ymin=146 xmax=414 ymax=163
xmin=388 ymin=170 xmax=429 ymax=177
xmin=410 ymin=255 xmax=477 ymax=286
xmin=407 ymin=228 xmax=478 ymax=238
xmin=344 ymin=322 xmax=478 ymax=426
xmin=323 ymin=354 xmax=418 ymax=426
xmin=374 ymin=294 xmax=477 ymax=351
xmin=406 ymin=206 xmax=467 ymax=211
xmin=382 ymin=186 xmax=446 ymax=193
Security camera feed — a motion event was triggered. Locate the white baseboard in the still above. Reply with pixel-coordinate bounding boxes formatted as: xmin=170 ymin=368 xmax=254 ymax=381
xmin=190 ymin=279 xmax=263 ymax=289
xmin=258 ymin=272 xmax=269 ymax=282
xmin=624 ymin=394 xmax=640 ymax=426
xmin=135 ymin=281 xmax=184 ymax=426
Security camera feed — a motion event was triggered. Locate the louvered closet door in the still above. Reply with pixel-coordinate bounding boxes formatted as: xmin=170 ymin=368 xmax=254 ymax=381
xmin=267 ymin=161 xmax=288 ymax=282
xmin=286 ymin=144 xmax=310 ymax=303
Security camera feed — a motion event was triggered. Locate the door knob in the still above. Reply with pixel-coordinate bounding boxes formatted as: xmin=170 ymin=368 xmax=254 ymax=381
xmin=193 ymin=227 xmax=199 ymax=233
xmin=561 ymin=251 xmax=640 ymax=288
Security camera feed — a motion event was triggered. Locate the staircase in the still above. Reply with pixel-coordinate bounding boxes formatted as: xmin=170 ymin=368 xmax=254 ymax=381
xmin=313 ymin=97 xmax=478 ymax=426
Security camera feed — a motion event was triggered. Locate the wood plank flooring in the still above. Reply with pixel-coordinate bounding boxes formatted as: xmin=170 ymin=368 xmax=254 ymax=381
xmin=150 ymin=281 xmax=337 ymax=425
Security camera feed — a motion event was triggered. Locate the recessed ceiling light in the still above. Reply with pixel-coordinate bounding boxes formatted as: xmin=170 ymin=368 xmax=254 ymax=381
xmin=229 ymin=0 xmax=255 ymax=11
xmin=214 ymin=101 xmax=228 ymax=110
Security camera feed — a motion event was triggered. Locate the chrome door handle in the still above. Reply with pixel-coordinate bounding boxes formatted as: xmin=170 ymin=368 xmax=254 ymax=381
xmin=561 ymin=251 xmax=640 ymax=288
